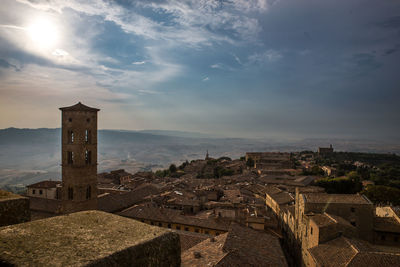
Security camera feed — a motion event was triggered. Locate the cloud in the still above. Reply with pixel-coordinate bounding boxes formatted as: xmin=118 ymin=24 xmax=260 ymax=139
xmin=232 ymin=54 xmax=242 ymax=65
xmin=52 ymin=49 xmax=69 ymax=57
xmin=132 ymin=61 xmax=146 ymax=65
xmin=0 ymin=59 xmax=19 ymax=71
xmin=378 ymin=16 xmax=400 ymax=29
xmin=202 ymin=77 xmax=209 ymax=81
xmin=210 ymin=63 xmax=222 ymax=69
xmin=210 ymin=63 xmax=235 ymax=71
xmin=248 ymin=49 xmax=282 ymax=64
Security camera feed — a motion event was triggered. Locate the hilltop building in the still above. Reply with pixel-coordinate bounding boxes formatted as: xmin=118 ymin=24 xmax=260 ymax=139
xmin=26 ymin=181 xmax=61 ymax=199
xmin=318 ymin=144 xmax=334 ymax=156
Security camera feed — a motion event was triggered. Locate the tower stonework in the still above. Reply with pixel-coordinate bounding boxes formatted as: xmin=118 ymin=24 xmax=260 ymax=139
xmin=59 ymin=102 xmax=99 ymax=213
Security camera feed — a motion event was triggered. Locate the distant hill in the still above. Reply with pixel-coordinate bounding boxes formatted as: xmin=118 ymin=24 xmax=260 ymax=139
xmin=137 ymin=130 xmax=221 ymax=139
xmin=0 ymin=128 xmax=399 ymax=192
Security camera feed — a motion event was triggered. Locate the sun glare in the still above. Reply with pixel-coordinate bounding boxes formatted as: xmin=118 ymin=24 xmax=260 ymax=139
xmin=27 ymin=18 xmax=59 ymax=49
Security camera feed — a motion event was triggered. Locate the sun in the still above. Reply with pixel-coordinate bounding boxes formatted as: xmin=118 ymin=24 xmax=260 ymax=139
xmin=27 ymin=18 xmax=59 ymax=50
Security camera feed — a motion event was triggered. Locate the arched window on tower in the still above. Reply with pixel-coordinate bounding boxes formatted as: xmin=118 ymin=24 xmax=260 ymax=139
xmin=68 ymin=187 xmax=73 ymax=200
xmin=68 ymin=130 xmax=74 ymax=143
xmin=85 ymin=150 xmax=91 ymax=164
xmin=86 ymin=185 xmax=91 ymax=200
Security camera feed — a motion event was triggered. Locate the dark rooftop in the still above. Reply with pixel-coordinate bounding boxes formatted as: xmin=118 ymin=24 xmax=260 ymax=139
xmin=59 ymin=102 xmax=100 ymax=112
xmin=27 ymin=180 xmax=61 ymax=189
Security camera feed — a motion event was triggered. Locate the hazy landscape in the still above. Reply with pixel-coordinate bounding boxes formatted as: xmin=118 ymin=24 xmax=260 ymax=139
xmin=1 ymin=127 xmax=399 ymax=192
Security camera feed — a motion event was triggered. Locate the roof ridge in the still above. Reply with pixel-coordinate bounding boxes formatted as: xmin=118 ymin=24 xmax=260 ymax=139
xmin=345 ymin=240 xmax=360 ymax=266
xmin=324 ymin=214 xmax=339 ymax=223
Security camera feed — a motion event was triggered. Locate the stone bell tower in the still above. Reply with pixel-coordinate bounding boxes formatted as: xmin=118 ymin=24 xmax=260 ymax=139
xmin=59 ymin=102 xmax=99 ymax=213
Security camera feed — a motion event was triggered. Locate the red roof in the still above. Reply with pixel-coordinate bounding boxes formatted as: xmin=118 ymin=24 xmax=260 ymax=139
xmin=59 ymin=102 xmax=100 ymax=112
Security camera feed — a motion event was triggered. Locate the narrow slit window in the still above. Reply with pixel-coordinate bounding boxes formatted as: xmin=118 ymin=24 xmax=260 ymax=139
xmin=85 ymin=130 xmax=91 ymax=143
xmin=67 ymin=151 xmax=74 ymax=164
xmin=68 ymin=187 xmax=73 ymax=200
xmin=68 ymin=130 xmax=74 ymax=143
xmin=86 ymin=185 xmax=91 ymax=199
xmin=85 ymin=150 xmax=91 ymax=164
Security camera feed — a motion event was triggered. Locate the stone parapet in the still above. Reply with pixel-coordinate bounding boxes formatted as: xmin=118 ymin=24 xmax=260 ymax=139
xmin=0 ymin=210 xmax=180 ymax=266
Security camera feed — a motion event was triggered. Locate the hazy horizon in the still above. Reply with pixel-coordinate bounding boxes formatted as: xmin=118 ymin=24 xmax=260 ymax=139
xmin=1 ymin=0 xmax=400 ymax=141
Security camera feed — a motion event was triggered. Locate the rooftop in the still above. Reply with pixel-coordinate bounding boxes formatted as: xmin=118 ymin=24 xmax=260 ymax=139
xmin=303 ymin=193 xmax=372 ymax=205
xmin=308 ymin=236 xmax=400 ymax=267
xmin=27 ymin=180 xmax=61 ymax=189
xmin=0 ymin=210 xmax=180 ymax=266
xmin=181 ymin=233 xmax=228 ymax=267
xmin=59 ymin=102 xmax=100 ymax=112
xmin=181 ymin=223 xmax=288 ymax=266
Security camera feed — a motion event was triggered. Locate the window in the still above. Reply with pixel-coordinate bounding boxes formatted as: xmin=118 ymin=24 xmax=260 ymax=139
xmin=67 ymin=130 xmax=74 ymax=143
xmin=205 ymin=231 xmax=209 ymax=235
xmin=195 ymin=229 xmax=199 ymax=233
xmin=32 ymin=189 xmax=35 ymax=194
xmin=67 ymin=151 xmax=74 ymax=165
xmin=85 ymin=150 xmax=92 ymax=164
xmin=86 ymin=185 xmax=91 ymax=200
xmin=351 ymin=221 xmax=356 ymax=227
xmin=39 ymin=190 xmax=43 ymax=195
xmin=395 ymin=236 xmax=399 ymax=242
xmin=351 ymin=207 xmax=356 ymax=212
xmin=150 ymin=222 xmax=154 ymax=225
xmin=168 ymin=224 xmax=171 ymax=228
xmin=216 ymin=232 xmax=220 ymax=236
xmin=381 ymin=235 xmax=386 ymax=241
xmin=158 ymin=222 xmax=162 ymax=227
xmin=310 ymin=227 xmax=313 ymax=235
xmin=176 ymin=226 xmax=181 ymax=230
xmin=85 ymin=130 xmax=91 ymax=143
xmin=68 ymin=118 xmax=72 ymax=122
xmin=87 ymin=118 xmax=90 ymax=123
xmin=184 ymin=227 xmax=189 ymax=231
xmin=68 ymin=187 xmax=73 ymax=200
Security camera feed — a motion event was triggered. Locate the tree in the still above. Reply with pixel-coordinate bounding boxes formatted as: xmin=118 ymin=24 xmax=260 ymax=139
xmin=169 ymin=164 xmax=177 ymax=173
xmin=362 ymin=185 xmax=400 ymax=206
xmin=315 ymin=177 xmax=361 ymax=194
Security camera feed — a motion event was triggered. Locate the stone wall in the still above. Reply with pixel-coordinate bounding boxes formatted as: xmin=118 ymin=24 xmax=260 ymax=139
xmin=29 ymin=196 xmax=62 ymax=214
xmin=0 ymin=190 xmax=30 ymax=226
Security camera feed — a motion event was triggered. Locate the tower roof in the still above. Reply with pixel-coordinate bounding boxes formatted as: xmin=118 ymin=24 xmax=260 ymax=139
xmin=59 ymin=102 xmax=100 ymax=112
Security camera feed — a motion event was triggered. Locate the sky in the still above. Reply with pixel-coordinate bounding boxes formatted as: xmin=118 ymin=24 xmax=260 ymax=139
xmin=0 ymin=0 xmax=399 ymax=140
